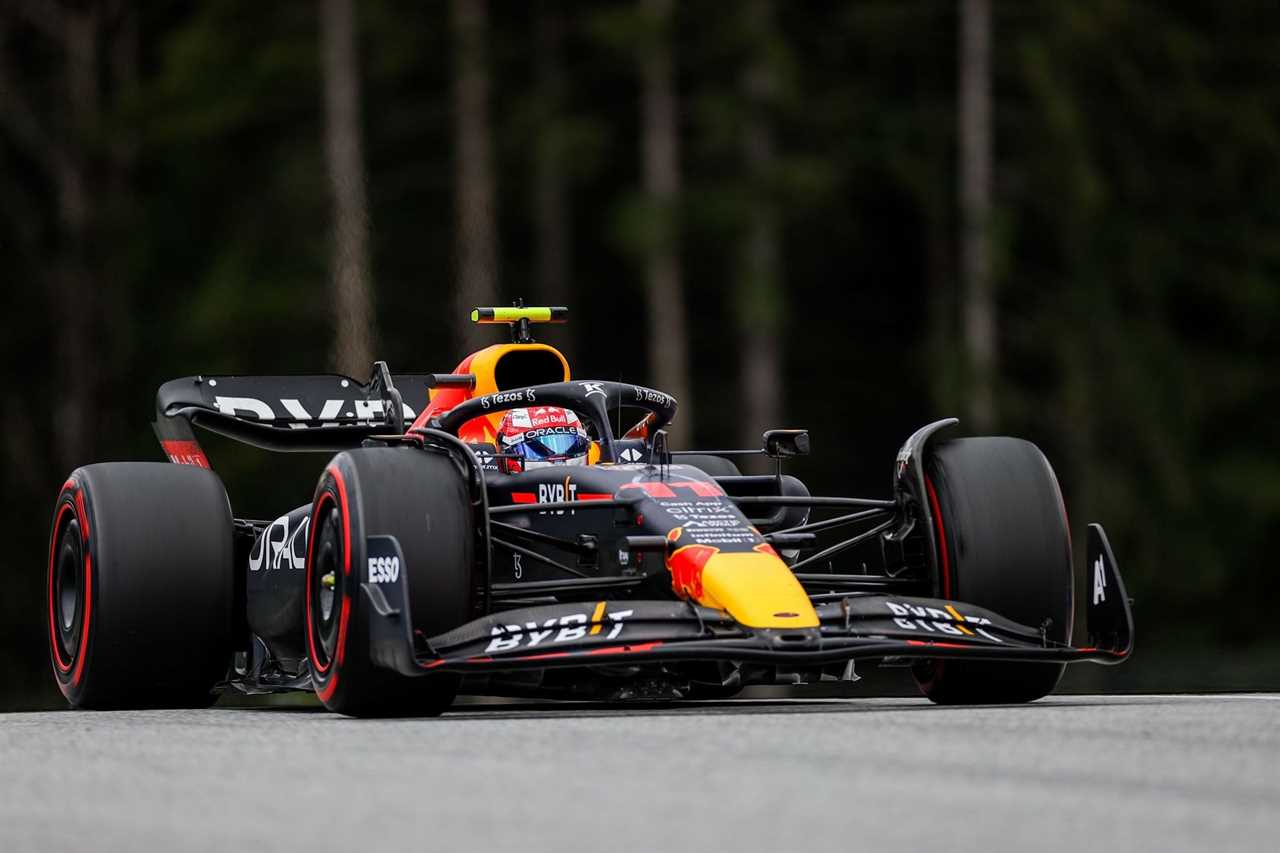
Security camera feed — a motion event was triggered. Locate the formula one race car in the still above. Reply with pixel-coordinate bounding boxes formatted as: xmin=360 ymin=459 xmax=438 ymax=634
xmin=46 ymin=305 xmax=1132 ymax=716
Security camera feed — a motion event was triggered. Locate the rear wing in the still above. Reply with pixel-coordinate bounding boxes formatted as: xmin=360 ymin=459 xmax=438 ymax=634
xmin=154 ymin=361 xmax=434 ymax=464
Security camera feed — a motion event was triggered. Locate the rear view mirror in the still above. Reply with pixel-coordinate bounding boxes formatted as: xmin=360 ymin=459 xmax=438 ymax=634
xmin=763 ymin=429 xmax=810 ymax=458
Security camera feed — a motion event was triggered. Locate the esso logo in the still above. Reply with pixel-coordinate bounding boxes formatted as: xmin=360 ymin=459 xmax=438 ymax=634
xmin=368 ymin=555 xmax=400 ymax=584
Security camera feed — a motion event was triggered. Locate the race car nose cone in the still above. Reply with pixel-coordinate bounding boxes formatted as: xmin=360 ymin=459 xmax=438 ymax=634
xmin=692 ymin=551 xmax=819 ymax=629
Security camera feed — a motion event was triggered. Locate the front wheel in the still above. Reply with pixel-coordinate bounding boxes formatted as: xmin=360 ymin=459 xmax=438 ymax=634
xmin=306 ymin=447 xmax=475 ymax=717
xmin=912 ymin=437 xmax=1075 ymax=704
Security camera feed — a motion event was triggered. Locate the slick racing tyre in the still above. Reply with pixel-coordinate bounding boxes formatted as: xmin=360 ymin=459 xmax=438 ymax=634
xmin=48 ymin=463 xmax=234 ymax=709
xmin=306 ymin=447 xmax=474 ymax=717
xmin=912 ymin=438 xmax=1074 ymax=705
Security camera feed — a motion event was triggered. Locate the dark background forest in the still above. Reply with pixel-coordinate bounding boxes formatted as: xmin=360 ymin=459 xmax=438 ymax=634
xmin=2 ymin=0 xmax=1277 ymax=709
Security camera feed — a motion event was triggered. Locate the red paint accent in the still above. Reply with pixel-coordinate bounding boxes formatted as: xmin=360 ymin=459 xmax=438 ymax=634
xmin=753 ymin=542 xmax=779 ymax=558
xmin=511 ymin=492 xmax=537 ymax=504
xmin=439 ymin=642 xmax=667 ymax=667
xmin=511 ymin=651 xmax=572 ymax=662
xmin=621 ymin=415 xmax=652 ymax=441
xmin=670 ymin=481 xmax=724 ymax=497
xmin=411 ymin=352 xmax=479 ymax=432
xmin=409 ymin=351 xmax=500 ymax=442
xmin=160 ymin=440 xmax=210 ymax=469
xmin=667 ymin=544 xmax=718 ymax=600
xmin=620 ymin=481 xmax=677 ymax=499
xmin=585 ymin=641 xmax=663 ymax=656
xmin=907 ymin=640 xmax=970 ymax=650
xmin=576 ymin=492 xmax=613 ymax=501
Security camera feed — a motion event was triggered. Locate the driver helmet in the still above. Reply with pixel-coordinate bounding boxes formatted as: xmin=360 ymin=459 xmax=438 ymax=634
xmin=496 ymin=406 xmax=591 ymax=474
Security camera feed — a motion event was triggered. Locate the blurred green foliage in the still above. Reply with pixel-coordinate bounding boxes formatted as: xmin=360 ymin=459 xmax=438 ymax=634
xmin=1 ymin=0 xmax=1276 ymax=708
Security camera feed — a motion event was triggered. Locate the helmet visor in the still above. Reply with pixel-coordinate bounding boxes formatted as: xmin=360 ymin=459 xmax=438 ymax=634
xmin=514 ymin=433 xmax=590 ymax=460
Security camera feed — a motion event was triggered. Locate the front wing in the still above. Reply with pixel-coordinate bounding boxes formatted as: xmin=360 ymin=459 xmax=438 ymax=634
xmin=363 ymin=524 xmax=1133 ymax=677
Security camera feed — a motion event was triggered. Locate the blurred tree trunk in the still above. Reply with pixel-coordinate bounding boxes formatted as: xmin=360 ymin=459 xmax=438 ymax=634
xmin=320 ymin=0 xmax=376 ymax=376
xmin=639 ymin=0 xmax=691 ymax=446
xmin=738 ymin=0 xmax=781 ymax=457
xmin=453 ymin=0 xmax=498 ymax=351
xmin=959 ymin=0 xmax=995 ymax=431
xmin=52 ymin=4 xmax=100 ymax=472
xmin=533 ymin=1 xmax=571 ymax=357
xmin=0 ymin=2 xmax=144 ymax=472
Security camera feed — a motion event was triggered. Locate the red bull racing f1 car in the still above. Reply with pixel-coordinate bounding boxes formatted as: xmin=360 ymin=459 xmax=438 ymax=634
xmin=46 ymin=306 xmax=1133 ymax=716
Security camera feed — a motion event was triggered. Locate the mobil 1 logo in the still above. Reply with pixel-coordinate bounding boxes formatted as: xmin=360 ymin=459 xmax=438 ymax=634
xmin=366 ymin=535 xmax=406 ymax=586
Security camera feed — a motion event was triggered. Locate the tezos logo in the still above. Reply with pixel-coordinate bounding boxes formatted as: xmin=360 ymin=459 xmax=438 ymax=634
xmin=632 ymin=386 xmax=672 ymax=407
xmin=368 ymin=555 xmax=400 ymax=584
xmin=481 ymin=389 xmax=535 ymax=410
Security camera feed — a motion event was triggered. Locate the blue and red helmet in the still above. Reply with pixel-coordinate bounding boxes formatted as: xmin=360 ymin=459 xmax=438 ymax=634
xmin=496 ymin=407 xmax=591 ymax=473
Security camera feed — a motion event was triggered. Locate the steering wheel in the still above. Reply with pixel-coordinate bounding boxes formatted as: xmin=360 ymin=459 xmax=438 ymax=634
xmin=432 ymin=380 xmax=678 ymax=463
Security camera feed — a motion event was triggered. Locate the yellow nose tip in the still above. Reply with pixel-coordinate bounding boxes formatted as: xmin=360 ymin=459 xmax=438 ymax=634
xmin=697 ymin=552 xmax=818 ymax=628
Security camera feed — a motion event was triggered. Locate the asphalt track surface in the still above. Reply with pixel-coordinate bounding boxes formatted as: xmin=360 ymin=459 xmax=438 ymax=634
xmin=2 ymin=694 xmax=1277 ymax=853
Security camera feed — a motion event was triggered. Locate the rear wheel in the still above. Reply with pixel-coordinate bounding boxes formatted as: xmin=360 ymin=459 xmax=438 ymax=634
xmin=912 ymin=437 xmax=1074 ymax=704
xmin=48 ymin=463 xmax=234 ymax=709
xmin=306 ymin=447 xmax=474 ymax=717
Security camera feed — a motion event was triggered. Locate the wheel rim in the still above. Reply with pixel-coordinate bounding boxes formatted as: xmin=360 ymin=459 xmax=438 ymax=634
xmin=310 ymin=506 xmax=343 ymax=669
xmin=53 ymin=518 xmax=84 ymax=665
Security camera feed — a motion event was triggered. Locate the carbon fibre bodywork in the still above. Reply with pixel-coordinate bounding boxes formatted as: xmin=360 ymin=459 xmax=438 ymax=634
xmin=144 ymin=327 xmax=1133 ymax=703
xmin=361 ymin=512 xmax=1132 ymax=680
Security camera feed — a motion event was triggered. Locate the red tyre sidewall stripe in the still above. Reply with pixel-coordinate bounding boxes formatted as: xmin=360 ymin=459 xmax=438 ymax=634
xmin=924 ymin=475 xmax=951 ymax=598
xmin=307 ymin=465 xmax=353 ymax=703
xmin=47 ymin=501 xmax=76 ymax=674
xmin=48 ymin=482 xmax=95 ymax=692
xmin=304 ymin=493 xmax=334 ymax=675
xmin=923 ymin=474 xmax=950 ymax=688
